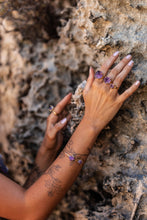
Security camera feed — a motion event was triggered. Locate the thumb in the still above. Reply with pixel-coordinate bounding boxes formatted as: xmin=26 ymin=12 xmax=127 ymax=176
xmin=53 ymin=117 xmax=68 ymax=135
xmin=84 ymin=66 xmax=95 ymax=94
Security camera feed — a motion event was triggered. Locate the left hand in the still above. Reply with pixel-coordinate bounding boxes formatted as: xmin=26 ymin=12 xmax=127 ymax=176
xmin=35 ymin=93 xmax=72 ymax=171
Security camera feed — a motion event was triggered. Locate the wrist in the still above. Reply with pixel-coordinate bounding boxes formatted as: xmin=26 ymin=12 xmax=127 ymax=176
xmin=35 ymin=148 xmax=56 ymax=172
xmin=37 ymin=144 xmax=57 ymax=160
xmin=82 ymin=115 xmax=104 ymax=136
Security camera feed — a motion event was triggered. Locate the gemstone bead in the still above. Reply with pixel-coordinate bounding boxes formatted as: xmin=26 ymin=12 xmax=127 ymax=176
xmin=49 ymin=105 xmax=54 ymax=112
xmin=104 ymin=77 xmax=111 ymax=84
xmin=69 ymin=155 xmax=75 ymax=161
xmin=49 ymin=105 xmax=53 ymax=110
xmin=110 ymin=84 xmax=114 ymax=88
xmin=95 ymin=71 xmax=103 ymax=79
xmin=78 ymin=160 xmax=82 ymax=164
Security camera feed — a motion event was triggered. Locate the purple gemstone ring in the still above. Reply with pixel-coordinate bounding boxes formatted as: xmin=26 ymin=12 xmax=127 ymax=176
xmin=104 ymin=76 xmax=113 ymax=84
xmin=49 ymin=105 xmax=54 ymax=113
xmin=95 ymin=70 xmax=105 ymax=79
xmin=49 ymin=105 xmax=58 ymax=116
xmin=110 ymin=84 xmax=119 ymax=89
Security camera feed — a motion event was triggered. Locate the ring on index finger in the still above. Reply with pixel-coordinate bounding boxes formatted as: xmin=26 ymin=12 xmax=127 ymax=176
xmin=95 ymin=71 xmax=105 ymax=79
xmin=49 ymin=105 xmax=58 ymax=116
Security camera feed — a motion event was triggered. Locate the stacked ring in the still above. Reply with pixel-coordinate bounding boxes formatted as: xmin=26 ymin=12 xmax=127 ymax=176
xmin=95 ymin=71 xmax=105 ymax=79
xmin=95 ymin=71 xmax=112 ymax=84
xmin=49 ymin=105 xmax=58 ymax=116
xmin=104 ymin=76 xmax=112 ymax=84
xmin=49 ymin=105 xmax=54 ymax=113
xmin=95 ymin=70 xmax=119 ymax=90
xmin=110 ymin=84 xmax=119 ymax=89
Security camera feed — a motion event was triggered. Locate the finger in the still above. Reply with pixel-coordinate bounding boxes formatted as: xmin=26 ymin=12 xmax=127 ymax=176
xmin=52 ymin=114 xmax=71 ymax=136
xmin=50 ymin=93 xmax=72 ymax=124
xmin=84 ymin=67 xmax=95 ymax=94
xmin=108 ymin=54 xmax=132 ymax=81
xmin=118 ymin=81 xmax=140 ymax=103
xmin=99 ymin=51 xmax=119 ymax=79
xmin=54 ymin=93 xmax=72 ymax=114
xmin=114 ymin=60 xmax=134 ymax=88
xmin=61 ymin=113 xmax=72 ymax=131
xmin=59 ymin=110 xmax=68 ymax=120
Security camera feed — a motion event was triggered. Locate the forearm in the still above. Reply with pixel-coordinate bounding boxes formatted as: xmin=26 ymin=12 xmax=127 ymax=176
xmin=0 ymin=174 xmax=26 ymax=220
xmin=24 ymin=118 xmax=99 ymax=219
xmin=23 ymin=163 xmax=42 ymax=189
xmin=0 ymin=119 xmax=100 ymax=220
xmin=24 ymin=144 xmax=57 ymax=189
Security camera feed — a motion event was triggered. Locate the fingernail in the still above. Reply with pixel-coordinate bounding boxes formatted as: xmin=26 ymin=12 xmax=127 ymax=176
xmin=128 ymin=60 xmax=134 ymax=66
xmin=90 ymin=66 xmax=94 ymax=72
xmin=113 ymin=51 xmax=119 ymax=56
xmin=135 ymin=81 xmax=140 ymax=86
xmin=89 ymin=66 xmax=92 ymax=72
xmin=61 ymin=118 xmax=67 ymax=124
xmin=66 ymin=93 xmax=72 ymax=97
xmin=126 ymin=54 xmax=132 ymax=59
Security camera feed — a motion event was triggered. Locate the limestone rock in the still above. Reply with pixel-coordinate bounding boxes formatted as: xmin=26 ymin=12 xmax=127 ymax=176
xmin=2 ymin=18 xmax=16 ymax=31
xmin=0 ymin=0 xmax=146 ymax=219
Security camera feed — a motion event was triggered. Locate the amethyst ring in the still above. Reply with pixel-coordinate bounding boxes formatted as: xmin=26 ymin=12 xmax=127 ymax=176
xmin=95 ymin=70 xmax=105 ymax=79
xmin=103 ymin=76 xmax=113 ymax=84
xmin=95 ymin=71 xmax=112 ymax=84
xmin=95 ymin=70 xmax=118 ymax=89
xmin=49 ymin=105 xmax=54 ymax=112
xmin=110 ymin=84 xmax=119 ymax=89
xmin=49 ymin=105 xmax=58 ymax=116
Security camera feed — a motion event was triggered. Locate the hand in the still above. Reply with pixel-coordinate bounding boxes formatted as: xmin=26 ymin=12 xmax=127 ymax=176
xmin=36 ymin=93 xmax=72 ymax=171
xmin=83 ymin=52 xmax=140 ymax=134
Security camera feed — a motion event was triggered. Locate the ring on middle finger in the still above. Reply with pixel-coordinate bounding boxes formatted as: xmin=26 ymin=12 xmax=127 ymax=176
xmin=104 ymin=76 xmax=113 ymax=84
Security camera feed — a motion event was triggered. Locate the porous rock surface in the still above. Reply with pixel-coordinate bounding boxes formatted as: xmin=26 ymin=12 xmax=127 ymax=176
xmin=0 ymin=0 xmax=146 ymax=219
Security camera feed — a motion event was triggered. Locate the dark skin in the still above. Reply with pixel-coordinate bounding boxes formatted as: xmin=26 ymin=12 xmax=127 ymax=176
xmin=24 ymin=95 xmax=72 ymax=188
xmin=0 ymin=52 xmax=140 ymax=220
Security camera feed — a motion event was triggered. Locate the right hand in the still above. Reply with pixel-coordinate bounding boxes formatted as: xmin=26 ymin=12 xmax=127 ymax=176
xmin=83 ymin=52 xmax=140 ymax=133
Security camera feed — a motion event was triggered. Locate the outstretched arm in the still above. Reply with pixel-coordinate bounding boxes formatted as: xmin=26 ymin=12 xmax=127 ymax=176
xmin=0 ymin=53 xmax=140 ymax=220
xmin=24 ymin=94 xmax=72 ymax=189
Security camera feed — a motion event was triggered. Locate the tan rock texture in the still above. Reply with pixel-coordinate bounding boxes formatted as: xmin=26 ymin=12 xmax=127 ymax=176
xmin=0 ymin=0 xmax=146 ymax=219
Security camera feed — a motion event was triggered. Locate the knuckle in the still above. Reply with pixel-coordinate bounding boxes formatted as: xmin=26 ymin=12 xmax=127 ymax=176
xmin=112 ymin=63 xmax=123 ymax=73
xmin=46 ymin=132 xmax=51 ymax=139
xmin=105 ymin=61 xmax=111 ymax=69
xmin=125 ymin=65 xmax=131 ymax=72
xmin=93 ymin=80 xmax=100 ymax=87
xmin=101 ymin=83 xmax=108 ymax=91
xmin=116 ymin=75 xmax=123 ymax=83
xmin=121 ymin=59 xmax=127 ymax=65
xmin=111 ymin=68 xmax=118 ymax=76
xmin=55 ymin=123 xmax=60 ymax=129
xmin=48 ymin=132 xmax=55 ymax=140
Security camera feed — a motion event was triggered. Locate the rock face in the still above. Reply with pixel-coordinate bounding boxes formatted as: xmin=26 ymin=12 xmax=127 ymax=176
xmin=0 ymin=0 xmax=146 ymax=219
